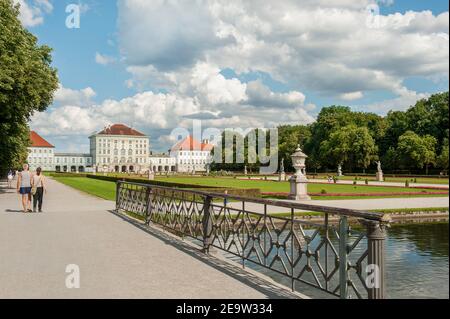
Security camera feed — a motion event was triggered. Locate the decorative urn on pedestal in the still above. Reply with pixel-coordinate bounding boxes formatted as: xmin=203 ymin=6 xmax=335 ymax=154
xmin=288 ymin=145 xmax=311 ymax=201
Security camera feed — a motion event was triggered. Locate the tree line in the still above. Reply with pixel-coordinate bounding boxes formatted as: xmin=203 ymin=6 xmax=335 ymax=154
xmin=0 ymin=0 xmax=58 ymax=173
xmin=212 ymin=92 xmax=449 ymax=175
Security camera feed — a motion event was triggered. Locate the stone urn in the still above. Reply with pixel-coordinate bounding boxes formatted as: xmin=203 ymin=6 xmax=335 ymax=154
xmin=288 ymin=146 xmax=311 ymax=201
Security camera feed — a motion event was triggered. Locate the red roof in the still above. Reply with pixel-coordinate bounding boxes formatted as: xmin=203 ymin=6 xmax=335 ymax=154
xmin=171 ymin=136 xmax=214 ymax=152
xmin=97 ymin=124 xmax=146 ymax=136
xmin=30 ymin=131 xmax=54 ymax=148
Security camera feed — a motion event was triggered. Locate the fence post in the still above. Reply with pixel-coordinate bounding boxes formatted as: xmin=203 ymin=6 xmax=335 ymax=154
xmin=339 ymin=216 xmax=348 ymax=299
xmin=202 ymin=195 xmax=213 ymax=253
xmin=145 ymin=187 xmax=153 ymax=225
xmin=115 ymin=181 xmax=121 ymax=212
xmin=363 ymin=220 xmax=387 ymax=299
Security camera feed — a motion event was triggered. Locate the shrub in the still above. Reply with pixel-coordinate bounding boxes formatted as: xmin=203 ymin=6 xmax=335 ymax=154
xmin=405 ymin=180 xmax=410 ymax=187
xmin=353 ymin=181 xmax=357 ymax=185
xmin=365 ymin=179 xmax=369 ymax=185
xmin=321 ymin=189 xmax=327 ymax=194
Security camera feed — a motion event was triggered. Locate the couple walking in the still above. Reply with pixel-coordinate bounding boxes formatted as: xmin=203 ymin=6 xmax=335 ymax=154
xmin=16 ymin=164 xmax=47 ymax=213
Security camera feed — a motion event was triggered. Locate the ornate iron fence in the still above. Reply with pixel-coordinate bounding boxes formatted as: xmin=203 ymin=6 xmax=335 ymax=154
xmin=116 ymin=180 xmax=391 ymax=299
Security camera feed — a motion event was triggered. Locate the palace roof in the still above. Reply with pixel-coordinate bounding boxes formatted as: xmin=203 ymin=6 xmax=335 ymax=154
xmin=30 ymin=131 xmax=54 ymax=148
xmin=96 ymin=124 xmax=146 ymax=137
xmin=171 ymin=136 xmax=214 ymax=152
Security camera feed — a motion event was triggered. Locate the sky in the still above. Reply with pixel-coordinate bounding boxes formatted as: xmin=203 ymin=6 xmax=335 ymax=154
xmin=15 ymin=0 xmax=449 ymax=152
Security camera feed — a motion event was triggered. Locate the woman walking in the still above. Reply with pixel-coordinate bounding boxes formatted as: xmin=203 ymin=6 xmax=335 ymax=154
xmin=32 ymin=167 xmax=46 ymax=213
xmin=17 ymin=164 xmax=32 ymax=213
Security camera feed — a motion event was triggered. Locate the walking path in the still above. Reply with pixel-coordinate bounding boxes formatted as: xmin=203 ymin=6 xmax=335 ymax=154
xmin=228 ymin=196 xmax=449 ymax=214
xmin=0 ymin=178 xmax=299 ymax=299
xmin=242 ymin=176 xmax=449 ymax=189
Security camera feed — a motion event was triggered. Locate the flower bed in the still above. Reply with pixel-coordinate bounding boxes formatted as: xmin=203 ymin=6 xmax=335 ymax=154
xmin=262 ymin=191 xmax=449 ymax=198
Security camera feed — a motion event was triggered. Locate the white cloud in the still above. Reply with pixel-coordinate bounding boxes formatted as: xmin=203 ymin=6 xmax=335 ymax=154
xmin=117 ymin=0 xmax=448 ymax=98
xmin=245 ymin=80 xmax=306 ymax=108
xmin=54 ymin=84 xmax=96 ymax=107
xmin=339 ymin=91 xmax=364 ymax=101
xmin=356 ymin=89 xmax=430 ymax=113
xmin=95 ymin=52 xmax=116 ymax=66
xmin=14 ymin=0 xmax=53 ymax=27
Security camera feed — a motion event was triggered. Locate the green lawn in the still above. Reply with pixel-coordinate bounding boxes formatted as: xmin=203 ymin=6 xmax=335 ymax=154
xmin=154 ymin=176 xmax=446 ymax=194
xmin=54 ymin=177 xmax=116 ymax=201
xmin=312 ymin=175 xmax=449 ymax=185
xmin=53 ymin=176 xmax=448 ymax=203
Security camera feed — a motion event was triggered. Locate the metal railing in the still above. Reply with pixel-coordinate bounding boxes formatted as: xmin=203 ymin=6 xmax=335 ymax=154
xmin=116 ymin=180 xmax=391 ymax=299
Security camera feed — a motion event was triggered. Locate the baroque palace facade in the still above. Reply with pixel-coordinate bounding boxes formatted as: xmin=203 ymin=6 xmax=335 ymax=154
xmin=27 ymin=124 xmax=213 ymax=174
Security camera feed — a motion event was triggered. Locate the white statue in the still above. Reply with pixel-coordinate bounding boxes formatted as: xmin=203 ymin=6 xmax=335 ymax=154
xmin=376 ymin=161 xmax=383 ymax=182
xmin=337 ymin=164 xmax=343 ymax=177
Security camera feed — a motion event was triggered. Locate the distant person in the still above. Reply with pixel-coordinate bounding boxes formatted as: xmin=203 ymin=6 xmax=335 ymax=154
xmin=7 ymin=169 xmax=13 ymax=188
xmin=32 ymin=167 xmax=46 ymax=213
xmin=224 ymin=190 xmax=228 ymax=206
xmin=17 ymin=164 xmax=32 ymax=213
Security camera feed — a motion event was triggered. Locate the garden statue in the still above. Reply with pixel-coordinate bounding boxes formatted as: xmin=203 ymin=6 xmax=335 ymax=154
xmin=279 ymin=158 xmax=286 ymax=182
xmin=337 ymin=164 xmax=343 ymax=177
xmin=376 ymin=161 xmax=384 ymax=182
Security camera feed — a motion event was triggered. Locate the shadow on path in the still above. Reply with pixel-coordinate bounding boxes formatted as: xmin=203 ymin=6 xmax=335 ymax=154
xmin=108 ymin=209 xmax=304 ymax=299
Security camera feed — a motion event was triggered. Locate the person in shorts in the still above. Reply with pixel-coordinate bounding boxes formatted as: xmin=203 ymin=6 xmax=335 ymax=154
xmin=17 ymin=164 xmax=33 ymax=213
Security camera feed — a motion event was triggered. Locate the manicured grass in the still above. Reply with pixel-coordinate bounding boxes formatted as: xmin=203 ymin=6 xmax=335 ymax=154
xmin=155 ymin=176 xmax=445 ymax=194
xmin=54 ymin=177 xmax=116 ymax=201
xmin=313 ymin=175 xmax=449 ymax=185
xmin=53 ymin=176 xmax=448 ymax=203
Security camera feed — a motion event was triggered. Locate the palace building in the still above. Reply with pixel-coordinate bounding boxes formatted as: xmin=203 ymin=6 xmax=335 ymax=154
xmin=169 ymin=135 xmax=213 ymax=173
xmin=27 ymin=124 xmax=213 ymax=174
xmin=28 ymin=131 xmax=93 ymax=173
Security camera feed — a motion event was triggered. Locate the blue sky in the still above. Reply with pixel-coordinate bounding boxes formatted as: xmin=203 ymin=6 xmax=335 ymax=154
xmin=19 ymin=0 xmax=448 ymax=152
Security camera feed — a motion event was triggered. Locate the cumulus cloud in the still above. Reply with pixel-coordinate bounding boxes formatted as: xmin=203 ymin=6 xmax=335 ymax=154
xmin=54 ymin=84 xmax=96 ymax=107
xmin=118 ymin=0 xmax=448 ymax=97
xmin=95 ymin=52 xmax=116 ymax=65
xmin=356 ymin=89 xmax=430 ymax=113
xmin=339 ymin=91 xmax=364 ymax=101
xmin=14 ymin=0 xmax=53 ymax=27
xmin=245 ymin=80 xmax=306 ymax=108
xmin=117 ymin=0 xmax=230 ymax=70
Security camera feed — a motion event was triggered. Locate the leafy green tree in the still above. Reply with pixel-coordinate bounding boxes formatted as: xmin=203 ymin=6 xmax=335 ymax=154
xmin=0 ymin=0 xmax=58 ymax=171
xmin=397 ymin=131 xmax=437 ymax=174
xmin=319 ymin=125 xmax=378 ymax=171
xmin=437 ymin=138 xmax=449 ymax=171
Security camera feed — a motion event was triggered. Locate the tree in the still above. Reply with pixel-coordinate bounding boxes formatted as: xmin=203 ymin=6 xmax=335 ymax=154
xmin=319 ymin=125 xmax=378 ymax=171
xmin=0 ymin=0 xmax=58 ymax=171
xmin=437 ymin=138 xmax=449 ymax=172
xmin=397 ymin=131 xmax=437 ymax=174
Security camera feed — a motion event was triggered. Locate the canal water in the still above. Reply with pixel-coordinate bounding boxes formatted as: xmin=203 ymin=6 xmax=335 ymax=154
xmin=229 ymin=221 xmax=449 ymax=299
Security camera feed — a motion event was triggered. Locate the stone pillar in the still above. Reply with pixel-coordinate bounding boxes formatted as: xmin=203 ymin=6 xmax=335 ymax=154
xmin=361 ymin=219 xmax=388 ymax=299
xmin=148 ymin=169 xmax=155 ymax=181
xmin=376 ymin=171 xmax=384 ymax=182
xmin=288 ymin=174 xmax=311 ymax=200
